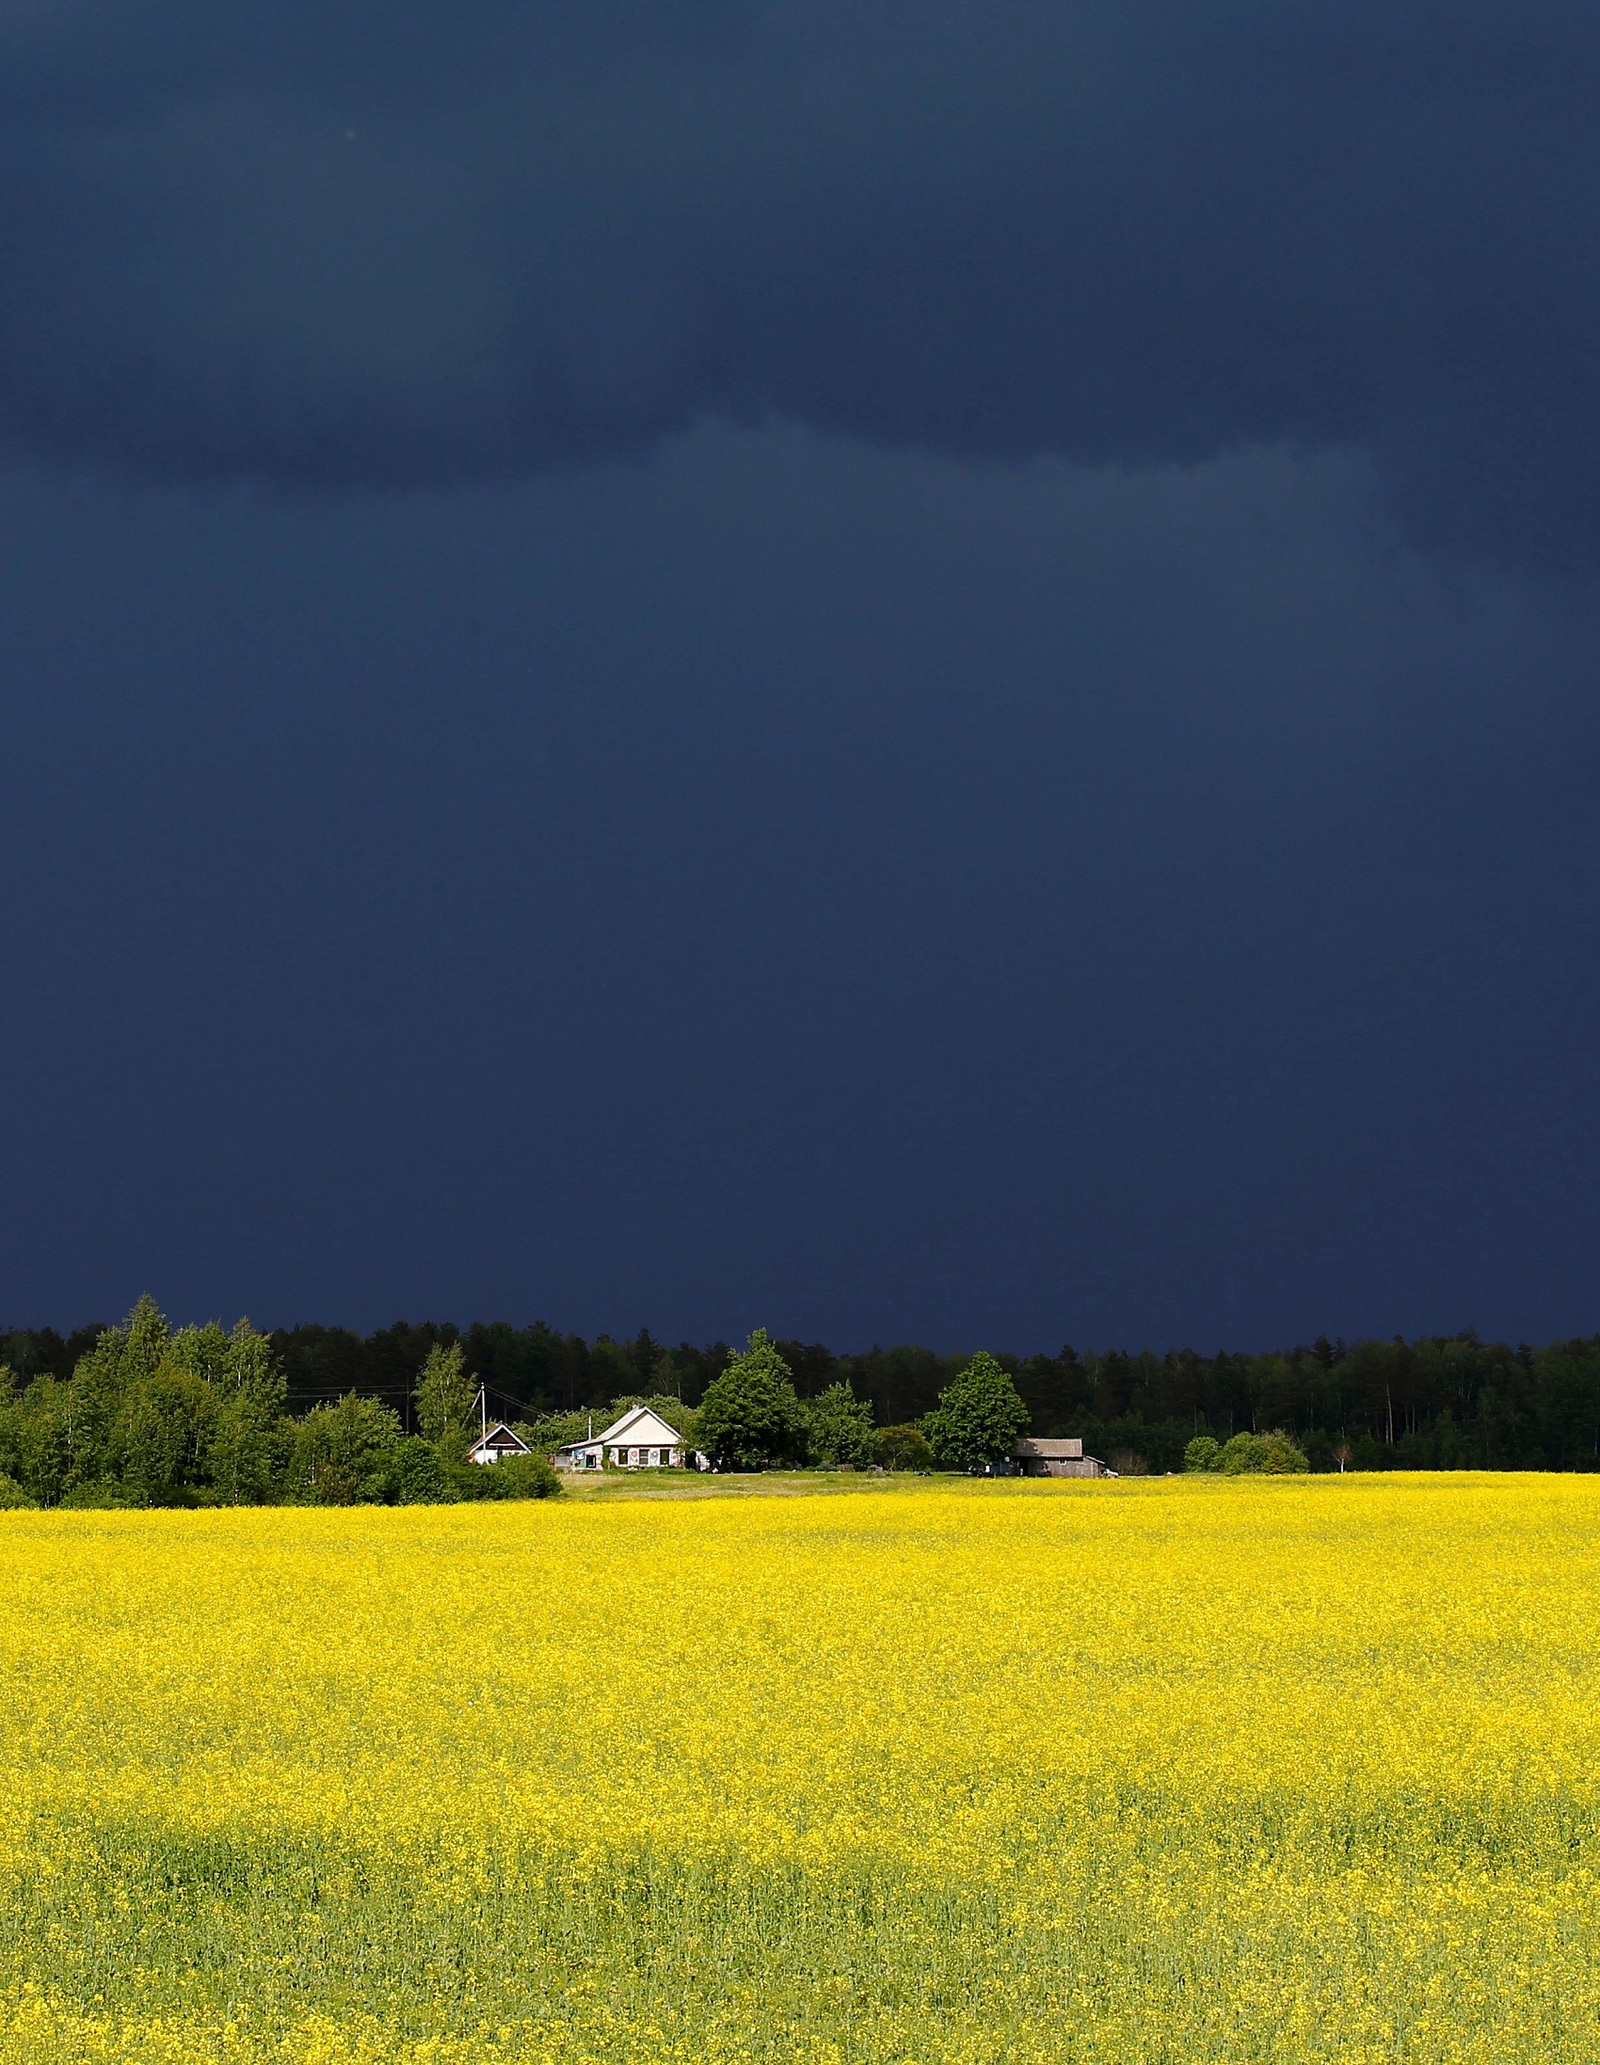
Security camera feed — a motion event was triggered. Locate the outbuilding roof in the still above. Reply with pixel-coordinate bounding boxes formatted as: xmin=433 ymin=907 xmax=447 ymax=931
xmin=468 ymin=1422 xmax=532 ymax=1456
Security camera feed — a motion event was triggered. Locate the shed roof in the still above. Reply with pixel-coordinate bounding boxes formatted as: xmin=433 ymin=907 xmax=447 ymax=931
xmin=1013 ymin=1437 xmax=1084 ymax=1459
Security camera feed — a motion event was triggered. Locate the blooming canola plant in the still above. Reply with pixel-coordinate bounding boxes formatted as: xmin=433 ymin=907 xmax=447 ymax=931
xmin=0 ymin=1476 xmax=1598 ymax=2062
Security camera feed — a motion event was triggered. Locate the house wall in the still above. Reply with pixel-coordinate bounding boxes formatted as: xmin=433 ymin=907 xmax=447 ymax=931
xmin=554 ymin=1444 xmax=686 ymax=1469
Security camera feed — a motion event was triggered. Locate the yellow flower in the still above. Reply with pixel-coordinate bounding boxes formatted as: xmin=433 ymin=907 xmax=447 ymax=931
xmin=0 ymin=1475 xmax=1598 ymax=2059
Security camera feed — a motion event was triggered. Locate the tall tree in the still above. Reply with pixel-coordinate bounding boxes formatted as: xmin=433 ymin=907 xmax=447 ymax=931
xmin=695 ymin=1330 xmax=809 ymax=1470
xmin=921 ymin=1352 xmax=1031 ymax=1470
xmin=205 ymin=1320 xmax=291 ymax=1503
xmin=415 ymin=1342 xmax=477 ymax=1454
xmin=64 ymin=1295 xmax=171 ymax=1493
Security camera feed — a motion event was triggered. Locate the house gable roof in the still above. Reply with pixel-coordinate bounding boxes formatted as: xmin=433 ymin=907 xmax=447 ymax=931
xmin=1013 ymin=1437 xmax=1084 ymax=1459
xmin=593 ymin=1405 xmax=684 ymax=1447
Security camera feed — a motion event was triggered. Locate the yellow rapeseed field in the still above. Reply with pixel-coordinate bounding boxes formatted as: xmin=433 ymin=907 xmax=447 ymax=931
xmin=1 ymin=1474 xmax=1598 ymax=2063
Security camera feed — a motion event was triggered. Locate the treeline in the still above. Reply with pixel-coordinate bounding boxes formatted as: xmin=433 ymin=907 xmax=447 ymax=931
xmin=251 ymin=1321 xmax=1600 ymax=1471
xmin=0 ymin=1299 xmax=559 ymax=1509
xmin=3 ymin=1305 xmax=1600 ymax=1486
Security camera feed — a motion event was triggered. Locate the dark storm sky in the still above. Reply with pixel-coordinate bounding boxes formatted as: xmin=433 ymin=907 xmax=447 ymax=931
xmin=3 ymin=0 xmax=1600 ymax=1351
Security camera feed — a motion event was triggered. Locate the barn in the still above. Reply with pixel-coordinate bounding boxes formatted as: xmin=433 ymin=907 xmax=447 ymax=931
xmin=1012 ymin=1437 xmax=1114 ymax=1478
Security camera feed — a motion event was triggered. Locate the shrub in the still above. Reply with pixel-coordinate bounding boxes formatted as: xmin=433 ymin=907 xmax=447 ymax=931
xmin=59 ymin=1480 xmax=139 ymax=1509
xmin=877 ymin=1425 xmax=936 ymax=1472
xmin=1258 ymin=1430 xmax=1311 ymax=1474
xmin=1184 ymin=1435 xmax=1223 ymax=1472
xmin=1219 ymin=1431 xmax=1311 ymax=1475
xmin=462 ymin=1453 xmax=562 ymax=1500
xmin=0 ymin=1473 xmax=37 ymax=1509
xmin=392 ymin=1438 xmax=457 ymax=1505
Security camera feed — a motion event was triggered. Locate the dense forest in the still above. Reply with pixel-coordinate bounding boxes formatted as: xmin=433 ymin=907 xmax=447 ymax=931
xmin=5 ymin=1309 xmax=1600 ymax=1484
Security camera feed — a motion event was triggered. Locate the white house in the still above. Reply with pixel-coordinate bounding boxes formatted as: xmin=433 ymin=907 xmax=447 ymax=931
xmin=555 ymin=1404 xmax=697 ymax=1471
xmin=467 ymin=1422 xmax=534 ymax=1466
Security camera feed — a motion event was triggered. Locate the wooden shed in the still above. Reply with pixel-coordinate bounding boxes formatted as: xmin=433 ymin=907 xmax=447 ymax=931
xmin=1012 ymin=1437 xmax=1114 ymax=1478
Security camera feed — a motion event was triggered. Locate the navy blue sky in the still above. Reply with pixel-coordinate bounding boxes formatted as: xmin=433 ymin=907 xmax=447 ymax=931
xmin=2 ymin=1 xmax=1599 ymax=1349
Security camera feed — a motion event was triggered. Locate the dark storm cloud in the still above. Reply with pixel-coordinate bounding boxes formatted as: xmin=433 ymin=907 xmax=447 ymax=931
xmin=2 ymin=0 xmax=1598 ymax=559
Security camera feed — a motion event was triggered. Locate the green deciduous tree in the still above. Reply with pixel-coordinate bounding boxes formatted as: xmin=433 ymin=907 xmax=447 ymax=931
xmin=518 ymin=1408 xmax=596 ymax=1457
xmin=24 ymin=1302 xmax=294 ymax=1507
xmin=920 ymin=1352 xmax=1030 ymax=1470
xmin=292 ymin=1394 xmax=403 ymax=1504
xmin=7 ymin=1378 xmax=68 ymax=1506
xmin=694 ymin=1331 xmax=808 ymax=1470
xmin=804 ymin=1381 xmax=877 ymax=1466
xmin=1184 ymin=1435 xmax=1223 ymax=1472
xmin=415 ymin=1342 xmax=477 ymax=1453
xmin=115 ymin=1363 xmax=215 ymax=1505
xmin=206 ymin=1319 xmax=292 ymax=1504
xmin=63 ymin=1295 xmax=171 ymax=1493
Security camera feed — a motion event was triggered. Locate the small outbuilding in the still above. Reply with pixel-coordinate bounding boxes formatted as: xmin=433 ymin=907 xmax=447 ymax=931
xmin=467 ymin=1422 xmax=535 ymax=1466
xmin=555 ymin=1405 xmax=698 ymax=1471
xmin=1012 ymin=1437 xmax=1114 ymax=1478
